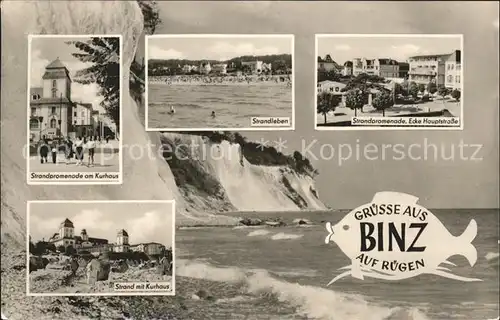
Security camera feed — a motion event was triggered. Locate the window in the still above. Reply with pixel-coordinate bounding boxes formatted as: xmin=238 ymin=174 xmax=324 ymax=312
xmin=29 ymin=119 xmax=39 ymax=129
xmin=456 ymin=75 xmax=460 ymax=83
xmin=74 ymin=111 xmax=77 ymax=117
xmin=81 ymin=111 xmax=85 ymax=117
xmin=51 ymin=88 xmax=57 ymax=98
xmin=451 ymin=64 xmax=454 ymax=70
xmin=51 ymin=107 xmax=56 ymax=114
xmin=50 ymin=118 xmax=57 ymax=128
xmin=447 ymin=75 xmax=453 ymax=82
xmin=80 ymin=119 xmax=84 ymax=125
xmin=31 ymin=108 xmax=36 ymax=116
xmin=52 ymin=80 xmax=57 ymax=88
xmin=74 ymin=120 xmax=77 ymax=124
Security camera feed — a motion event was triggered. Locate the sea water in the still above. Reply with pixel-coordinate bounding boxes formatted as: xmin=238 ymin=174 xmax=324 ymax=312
xmin=147 ymin=83 xmax=292 ymax=128
xmin=177 ymin=209 xmax=499 ymax=320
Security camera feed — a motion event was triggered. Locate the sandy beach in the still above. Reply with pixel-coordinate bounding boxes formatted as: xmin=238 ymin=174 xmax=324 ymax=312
xmin=148 ymin=74 xmax=292 ymax=86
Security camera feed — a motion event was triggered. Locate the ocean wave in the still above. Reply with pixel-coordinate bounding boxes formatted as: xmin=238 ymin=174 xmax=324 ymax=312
xmin=247 ymin=229 xmax=271 ymax=237
xmin=175 ymin=259 xmax=431 ymax=320
xmin=485 ymin=252 xmax=499 ymax=261
xmin=270 ymin=232 xmax=303 ymax=240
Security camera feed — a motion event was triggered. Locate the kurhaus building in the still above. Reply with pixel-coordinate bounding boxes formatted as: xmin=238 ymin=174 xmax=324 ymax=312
xmin=29 ymin=58 xmax=111 ymax=142
xmin=47 ymin=218 xmax=166 ymax=256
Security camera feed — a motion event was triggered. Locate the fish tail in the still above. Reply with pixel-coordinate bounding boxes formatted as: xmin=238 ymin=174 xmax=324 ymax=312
xmin=458 ymin=219 xmax=478 ymax=266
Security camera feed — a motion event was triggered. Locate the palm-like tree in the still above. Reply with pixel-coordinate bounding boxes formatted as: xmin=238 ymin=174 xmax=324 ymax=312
xmin=67 ymin=37 xmax=121 ymax=132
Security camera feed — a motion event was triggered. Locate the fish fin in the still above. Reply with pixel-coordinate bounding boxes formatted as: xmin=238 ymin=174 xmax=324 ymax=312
xmin=441 ymin=260 xmax=457 ymax=266
xmin=327 ymin=270 xmax=352 ymax=286
xmin=436 ymin=266 xmax=451 ymax=271
xmin=430 ymin=269 xmax=482 ymax=282
xmin=338 ymin=265 xmax=351 ymax=270
xmin=351 ymin=264 xmax=364 ymax=280
xmin=458 ymin=219 xmax=478 ymax=266
xmin=324 ymin=222 xmax=334 ymax=244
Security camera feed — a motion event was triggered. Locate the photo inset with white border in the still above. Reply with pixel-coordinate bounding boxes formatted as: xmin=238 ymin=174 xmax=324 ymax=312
xmin=146 ymin=34 xmax=295 ymax=131
xmin=315 ymin=34 xmax=463 ymax=130
xmin=27 ymin=35 xmax=123 ymax=184
xmin=27 ymin=200 xmax=175 ymax=297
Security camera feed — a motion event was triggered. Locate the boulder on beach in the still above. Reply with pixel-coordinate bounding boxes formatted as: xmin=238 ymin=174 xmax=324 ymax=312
xmin=239 ymin=218 xmax=263 ymax=226
xmin=293 ymin=218 xmax=312 ymax=225
xmin=86 ymin=258 xmax=110 ymax=285
xmin=111 ymin=260 xmax=129 ymax=273
xmin=29 ymin=256 xmax=49 ymax=273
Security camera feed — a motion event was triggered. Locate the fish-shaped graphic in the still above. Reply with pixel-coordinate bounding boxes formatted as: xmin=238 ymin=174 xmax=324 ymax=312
xmin=325 ymin=192 xmax=482 ymax=285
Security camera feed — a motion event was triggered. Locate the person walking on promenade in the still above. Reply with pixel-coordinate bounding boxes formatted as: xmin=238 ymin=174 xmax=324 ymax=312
xmin=50 ymin=140 xmax=58 ymax=164
xmin=74 ymin=136 xmax=84 ymax=166
xmin=64 ymin=137 xmax=73 ymax=165
xmin=86 ymin=136 xmax=96 ymax=167
xmin=39 ymin=138 xmax=49 ymax=164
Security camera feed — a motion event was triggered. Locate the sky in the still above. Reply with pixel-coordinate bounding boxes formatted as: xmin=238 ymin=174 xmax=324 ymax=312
xmin=29 ymin=202 xmax=174 ymax=246
xmin=154 ymin=1 xmax=499 ymax=209
xmin=148 ymin=36 xmax=292 ymax=61
xmin=30 ymin=37 xmax=106 ymax=112
xmin=317 ymin=36 xmax=462 ymax=65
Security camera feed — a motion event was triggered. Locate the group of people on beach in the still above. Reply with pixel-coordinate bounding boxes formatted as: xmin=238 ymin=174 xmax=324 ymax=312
xmin=150 ymin=74 xmax=292 ymax=87
xmin=38 ymin=135 xmax=110 ymax=167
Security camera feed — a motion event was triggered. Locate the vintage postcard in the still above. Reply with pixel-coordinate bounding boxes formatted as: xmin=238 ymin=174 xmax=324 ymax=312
xmin=27 ymin=35 xmax=123 ymax=184
xmin=315 ymin=34 xmax=463 ymax=130
xmin=27 ymin=200 xmax=175 ymax=296
xmin=145 ymin=34 xmax=295 ymax=131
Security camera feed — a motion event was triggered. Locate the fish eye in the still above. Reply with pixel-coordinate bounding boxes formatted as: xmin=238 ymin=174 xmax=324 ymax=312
xmin=342 ymin=225 xmax=349 ymax=230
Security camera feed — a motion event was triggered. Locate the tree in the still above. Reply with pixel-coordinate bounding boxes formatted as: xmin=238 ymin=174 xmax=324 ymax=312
xmin=65 ymin=245 xmax=76 ymax=256
xmin=57 ymin=245 xmax=65 ymax=253
xmin=426 ymin=81 xmax=437 ymax=95
xmin=317 ymin=92 xmax=341 ymax=124
xmin=68 ymin=37 xmax=121 ymax=132
xmin=317 ymin=69 xmax=340 ymax=82
xmin=438 ymin=87 xmax=450 ymax=101
xmin=451 ymin=89 xmax=461 ymax=102
xmin=418 ymin=83 xmax=426 ymax=94
xmin=372 ymin=91 xmax=394 ymax=116
xmin=345 ymin=89 xmax=365 ymax=116
xmin=408 ymin=82 xmax=419 ymax=100
xmin=137 ymin=1 xmax=162 ymax=34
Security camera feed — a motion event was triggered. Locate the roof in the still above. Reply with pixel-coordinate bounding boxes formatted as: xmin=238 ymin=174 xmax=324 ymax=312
xmin=46 ymin=58 xmax=66 ymax=69
xmin=378 ymin=59 xmax=398 ymax=65
xmin=30 ymin=97 xmax=72 ymax=105
xmin=61 ymin=218 xmax=74 ymax=228
xmin=344 ymin=61 xmax=353 ymax=67
xmin=81 ymin=229 xmax=87 ymax=234
xmin=42 ymin=69 xmax=71 ymax=80
xmin=74 ymin=235 xmax=109 ymax=244
xmin=318 ymin=80 xmax=345 ymax=86
xmin=117 ymin=229 xmax=129 ymax=237
xmin=408 ymin=53 xmax=452 ymax=60
xmin=75 ymin=102 xmax=93 ymax=109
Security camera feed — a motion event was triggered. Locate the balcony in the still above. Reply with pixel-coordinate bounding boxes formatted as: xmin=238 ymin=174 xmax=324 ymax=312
xmin=409 ymin=68 xmax=437 ymax=76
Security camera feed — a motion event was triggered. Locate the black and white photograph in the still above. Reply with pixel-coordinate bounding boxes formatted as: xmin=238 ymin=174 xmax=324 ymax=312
xmin=27 ymin=201 xmax=175 ymax=296
xmin=1 ymin=2 xmax=498 ymax=320
xmin=27 ymin=35 xmax=122 ymax=184
xmin=146 ymin=35 xmax=294 ymax=130
xmin=315 ymin=34 xmax=463 ymax=129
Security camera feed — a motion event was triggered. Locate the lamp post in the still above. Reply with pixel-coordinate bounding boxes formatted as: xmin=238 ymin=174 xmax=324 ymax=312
xmin=38 ymin=116 xmax=43 ymax=141
xmin=58 ymin=93 xmax=63 ymax=139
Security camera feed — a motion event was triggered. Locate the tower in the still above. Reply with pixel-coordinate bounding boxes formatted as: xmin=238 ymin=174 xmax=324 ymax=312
xmin=81 ymin=229 xmax=88 ymax=241
xmin=116 ymin=229 xmax=129 ymax=252
xmin=42 ymin=57 xmax=72 ymax=100
xmin=57 ymin=218 xmax=75 ymax=248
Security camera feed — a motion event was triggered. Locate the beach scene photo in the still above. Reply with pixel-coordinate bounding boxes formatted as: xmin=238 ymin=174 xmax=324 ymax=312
xmin=27 ymin=201 xmax=175 ymax=296
xmin=146 ymin=35 xmax=294 ymax=130
xmin=315 ymin=35 xmax=463 ymax=129
xmin=27 ymin=35 xmax=122 ymax=184
xmin=1 ymin=1 xmax=498 ymax=320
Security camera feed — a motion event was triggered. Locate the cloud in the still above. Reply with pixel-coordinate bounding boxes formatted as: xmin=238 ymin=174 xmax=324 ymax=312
xmin=389 ymin=44 xmax=423 ymax=60
xmin=124 ymin=210 xmax=173 ymax=244
xmin=334 ymin=44 xmax=351 ymax=51
xmin=207 ymin=41 xmax=280 ymax=59
xmin=148 ymin=45 xmax=184 ymax=59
